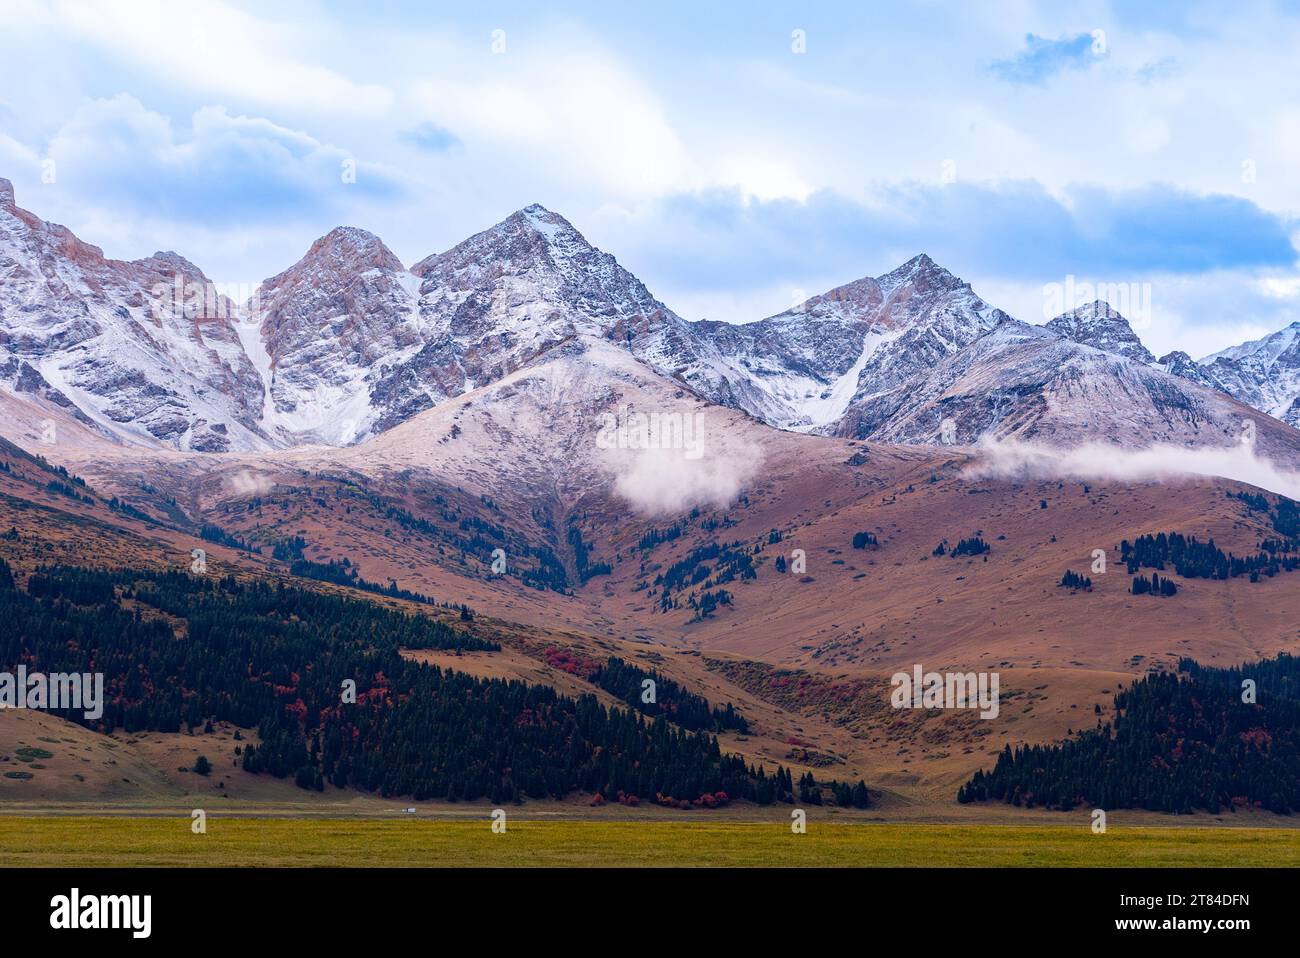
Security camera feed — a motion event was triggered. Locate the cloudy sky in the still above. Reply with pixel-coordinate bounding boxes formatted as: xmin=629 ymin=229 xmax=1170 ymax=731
xmin=1 ymin=0 xmax=1298 ymax=357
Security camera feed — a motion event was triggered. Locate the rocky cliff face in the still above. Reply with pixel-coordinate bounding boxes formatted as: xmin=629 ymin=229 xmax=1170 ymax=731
xmin=1046 ymin=300 xmax=1157 ymax=364
xmin=637 ymin=254 xmax=1010 ymax=432
xmin=1193 ymin=323 xmax=1300 ymax=428
xmin=833 ymin=318 xmax=1282 ymax=452
xmin=3 ymin=173 xmax=1298 ymax=456
xmin=253 ymin=226 xmax=422 ymax=445
xmin=251 ymin=203 xmax=696 ymax=445
xmin=0 ymin=177 xmax=268 ymax=451
xmin=377 ymin=203 xmax=688 ymax=437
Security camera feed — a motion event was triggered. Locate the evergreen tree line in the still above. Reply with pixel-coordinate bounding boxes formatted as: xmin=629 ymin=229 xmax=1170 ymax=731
xmin=200 ymin=523 xmax=261 ymax=554
xmin=797 ymin=770 xmax=870 ymax=808
xmin=4 ymin=565 xmax=494 ymax=734
xmin=655 ymin=541 xmax=756 ymax=612
xmin=950 ymin=536 xmax=991 ymax=557
xmin=932 ymin=536 xmax=991 ymax=558
xmin=1121 ymin=531 xmax=1299 ymax=582
xmin=1230 ymin=490 xmax=1300 ymax=542
xmin=1131 ymin=572 xmax=1178 ymax=596
xmin=1058 ymin=570 xmax=1093 ymax=591
xmin=958 ymin=653 xmax=1300 ymax=814
xmin=287 ymin=557 xmax=438 ymax=606
xmin=594 ymin=656 xmax=749 ymax=733
xmin=690 ymin=589 xmax=733 ymax=619
xmin=45 ymin=479 xmax=94 ymax=503
xmin=638 ymin=524 xmax=684 ymax=550
xmin=0 ymin=563 xmax=853 ymax=807
xmin=566 ymin=523 xmax=611 ymax=582
xmin=344 ymin=491 xmax=572 ymax=595
xmin=268 ymin=535 xmax=442 ymax=606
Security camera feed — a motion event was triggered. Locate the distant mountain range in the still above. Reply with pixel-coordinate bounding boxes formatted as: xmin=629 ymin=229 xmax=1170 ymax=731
xmin=2 ymin=174 xmax=1297 ymax=454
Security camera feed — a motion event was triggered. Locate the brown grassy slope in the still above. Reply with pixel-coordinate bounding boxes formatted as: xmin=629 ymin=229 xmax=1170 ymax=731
xmin=5 ymin=402 xmax=1300 ymax=812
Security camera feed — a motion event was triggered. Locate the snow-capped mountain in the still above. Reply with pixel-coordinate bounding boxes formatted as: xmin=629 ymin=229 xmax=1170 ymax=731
xmin=0 ymin=183 xmax=699 ymax=451
xmin=833 ymin=316 xmax=1292 ymax=454
xmin=390 ymin=203 xmax=685 ymax=433
xmin=3 ymin=170 xmax=1298 ymax=458
xmin=254 ymin=226 xmax=422 ymax=446
xmin=1045 ymin=300 xmax=1157 ymax=364
xmin=1189 ymin=323 xmax=1300 ymax=428
xmin=1040 ymin=295 xmax=1300 ymax=431
xmin=249 ymin=204 xmax=690 ymax=445
xmin=639 ymin=254 xmax=1011 ymax=432
xmin=0 ymin=178 xmax=269 ymax=451
xmin=317 ymin=333 xmax=782 ymax=511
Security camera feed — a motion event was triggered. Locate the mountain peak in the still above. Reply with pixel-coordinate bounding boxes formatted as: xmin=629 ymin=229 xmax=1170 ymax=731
xmin=317 ymin=224 xmax=391 ymax=251
xmin=508 ymin=203 xmax=581 ymax=242
xmin=1046 ymin=300 xmax=1155 ymax=364
xmin=876 ymin=253 xmax=964 ymax=294
xmin=1202 ymin=318 xmax=1300 ymax=366
xmin=0 ymin=177 xmax=13 ymax=207
xmin=285 ymin=226 xmax=404 ymax=277
xmin=1156 ymin=349 xmax=1204 ymax=381
xmin=137 ymin=249 xmax=208 ymax=280
xmin=1056 ymin=299 xmax=1126 ymax=323
xmin=410 ymin=204 xmax=589 ymax=278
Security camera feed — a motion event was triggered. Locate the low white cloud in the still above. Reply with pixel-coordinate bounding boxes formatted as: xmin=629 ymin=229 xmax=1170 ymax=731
xmin=603 ymin=431 xmax=763 ymax=516
xmin=224 ymin=468 xmax=275 ymax=497
xmin=967 ymin=437 xmax=1300 ymax=501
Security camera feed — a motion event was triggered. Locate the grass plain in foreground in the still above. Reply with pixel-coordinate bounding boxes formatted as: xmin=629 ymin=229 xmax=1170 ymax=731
xmin=5 ymin=818 xmax=1300 ymax=867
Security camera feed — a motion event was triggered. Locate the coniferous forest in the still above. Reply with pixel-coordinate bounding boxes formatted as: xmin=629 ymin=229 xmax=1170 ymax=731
xmin=958 ymin=653 xmax=1300 ymax=814
xmin=594 ymin=656 xmax=750 ymax=733
xmin=0 ymin=561 xmax=830 ymax=807
xmin=1122 ymin=531 xmax=1299 ymax=582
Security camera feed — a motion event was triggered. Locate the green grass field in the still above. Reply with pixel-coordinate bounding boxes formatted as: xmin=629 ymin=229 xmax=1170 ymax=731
xmin=4 ymin=817 xmax=1299 ymax=867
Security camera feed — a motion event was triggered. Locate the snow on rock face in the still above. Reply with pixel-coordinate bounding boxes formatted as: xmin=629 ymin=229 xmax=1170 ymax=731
xmin=653 ymin=254 xmax=1010 ymax=432
xmin=1189 ymin=323 xmax=1300 ymax=428
xmin=5 ymin=171 xmax=1298 ymax=457
xmin=0 ymin=179 xmax=270 ymax=451
xmin=410 ymin=203 xmax=683 ymax=343
xmin=318 ymin=334 xmax=774 ymax=516
xmin=1046 ymin=300 xmax=1157 ymax=364
xmin=831 ymin=318 xmax=1300 ymax=459
xmin=1042 ymin=303 xmax=1300 ymax=431
xmin=254 ymin=226 xmax=422 ymax=445
xmin=364 ymin=203 xmax=689 ymax=436
xmin=1041 ymin=301 xmax=1300 ymax=432
xmin=252 ymin=203 xmax=695 ymax=446
xmin=0 ymin=191 xmax=697 ymax=452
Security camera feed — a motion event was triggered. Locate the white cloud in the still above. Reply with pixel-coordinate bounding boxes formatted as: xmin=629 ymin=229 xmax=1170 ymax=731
xmin=412 ymin=43 xmax=691 ymax=198
xmin=601 ymin=418 xmax=764 ymax=515
xmin=43 ymin=0 xmax=392 ymax=115
xmin=969 ymin=436 xmax=1300 ymax=501
xmin=42 ymin=94 xmax=400 ymax=220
